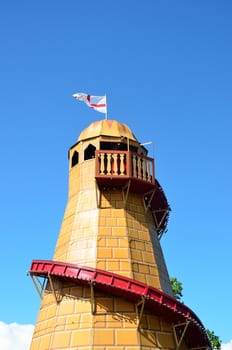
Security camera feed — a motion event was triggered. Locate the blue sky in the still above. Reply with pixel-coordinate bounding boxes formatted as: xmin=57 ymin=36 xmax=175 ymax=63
xmin=0 ymin=1 xmax=231 ymax=348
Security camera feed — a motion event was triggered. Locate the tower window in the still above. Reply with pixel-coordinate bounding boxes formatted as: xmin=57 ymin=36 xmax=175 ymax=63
xmin=100 ymin=141 xmax=139 ymax=153
xmin=100 ymin=141 xmax=127 ymax=151
xmin=84 ymin=144 xmax=96 ymax=160
xmin=71 ymin=151 xmax=79 ymax=167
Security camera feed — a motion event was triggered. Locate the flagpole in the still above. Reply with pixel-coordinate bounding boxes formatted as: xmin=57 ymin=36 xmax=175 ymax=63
xmin=105 ymin=94 xmax=107 ymax=120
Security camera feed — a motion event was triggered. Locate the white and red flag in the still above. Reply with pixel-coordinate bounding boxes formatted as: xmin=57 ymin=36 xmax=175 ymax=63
xmin=73 ymin=93 xmax=107 ymax=114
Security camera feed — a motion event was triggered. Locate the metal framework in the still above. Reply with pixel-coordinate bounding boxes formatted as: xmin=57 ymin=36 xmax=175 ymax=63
xmin=173 ymin=321 xmax=190 ymax=349
xmin=136 ymin=296 xmax=146 ymax=328
xmin=29 ymin=259 xmax=209 ymax=349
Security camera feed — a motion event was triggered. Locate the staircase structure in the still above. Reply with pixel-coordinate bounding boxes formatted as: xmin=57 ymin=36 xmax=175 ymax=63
xmin=29 ymin=119 xmax=210 ymax=350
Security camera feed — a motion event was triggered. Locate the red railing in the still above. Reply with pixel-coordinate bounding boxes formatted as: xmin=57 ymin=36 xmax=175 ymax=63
xmin=95 ymin=150 xmax=155 ymax=184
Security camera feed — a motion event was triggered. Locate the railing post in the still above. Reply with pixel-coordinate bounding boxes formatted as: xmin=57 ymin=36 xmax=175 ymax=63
xmin=112 ymin=153 xmax=118 ymax=175
xmin=106 ymin=153 xmax=111 ymax=175
xmin=119 ymin=154 xmax=124 ymax=175
xmin=132 ymin=154 xmax=137 ymax=178
xmin=100 ymin=153 xmax=105 ymax=175
xmin=152 ymin=158 xmax=155 ymax=184
xmin=127 ymin=152 xmax=132 ymax=177
xmin=137 ymin=156 xmax=142 ymax=179
xmin=147 ymin=160 xmax=151 ymax=182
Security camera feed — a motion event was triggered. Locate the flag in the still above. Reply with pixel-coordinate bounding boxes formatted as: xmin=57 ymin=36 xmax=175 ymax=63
xmin=73 ymin=93 xmax=107 ymax=114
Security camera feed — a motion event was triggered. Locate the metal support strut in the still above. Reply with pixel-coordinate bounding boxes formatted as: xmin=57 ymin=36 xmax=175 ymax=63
xmin=173 ymin=321 xmax=190 ymax=349
xmin=89 ymin=281 xmax=96 ymax=314
xmin=143 ymin=188 xmax=156 ymax=213
xmin=122 ymin=180 xmax=131 ymax=207
xmin=30 ymin=273 xmax=46 ymax=300
xmin=136 ymin=297 xmax=146 ymax=329
xmin=48 ymin=273 xmax=61 ymax=304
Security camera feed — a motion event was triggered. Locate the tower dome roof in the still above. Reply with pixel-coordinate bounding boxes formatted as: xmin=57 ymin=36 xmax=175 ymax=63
xmin=78 ymin=119 xmax=138 ymax=142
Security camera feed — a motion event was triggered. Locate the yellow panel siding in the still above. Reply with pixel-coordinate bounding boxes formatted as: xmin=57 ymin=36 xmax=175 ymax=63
xmin=116 ymin=329 xmax=139 ymax=345
xmin=71 ymin=329 xmax=92 ymax=346
xmin=93 ymin=329 xmax=115 ymax=345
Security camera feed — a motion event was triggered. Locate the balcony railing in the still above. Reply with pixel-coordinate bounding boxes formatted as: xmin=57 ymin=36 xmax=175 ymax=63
xmin=95 ymin=150 xmax=155 ymax=184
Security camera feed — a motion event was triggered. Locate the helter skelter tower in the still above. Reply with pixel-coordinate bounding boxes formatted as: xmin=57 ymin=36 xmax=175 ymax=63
xmin=29 ymin=119 xmax=210 ymax=350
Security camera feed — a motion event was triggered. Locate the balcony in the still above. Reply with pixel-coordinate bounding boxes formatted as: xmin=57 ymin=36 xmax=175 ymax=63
xmin=95 ymin=150 xmax=155 ymax=192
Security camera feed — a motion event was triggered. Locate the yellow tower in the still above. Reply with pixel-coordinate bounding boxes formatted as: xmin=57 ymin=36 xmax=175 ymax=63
xmin=29 ymin=119 xmax=209 ymax=350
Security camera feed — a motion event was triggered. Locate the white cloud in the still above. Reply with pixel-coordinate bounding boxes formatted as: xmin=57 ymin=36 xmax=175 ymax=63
xmin=0 ymin=322 xmax=34 ymax=350
xmin=222 ymin=340 xmax=232 ymax=350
